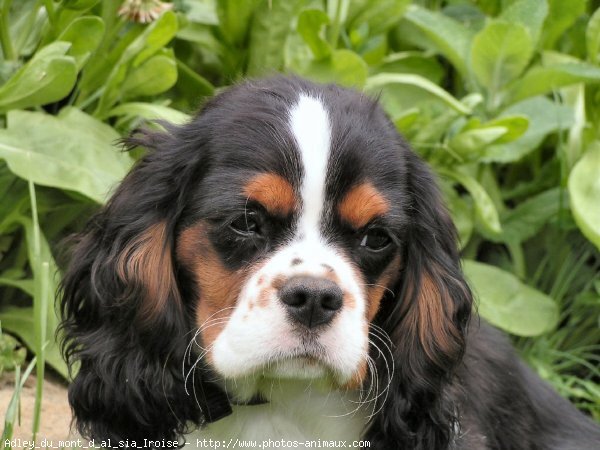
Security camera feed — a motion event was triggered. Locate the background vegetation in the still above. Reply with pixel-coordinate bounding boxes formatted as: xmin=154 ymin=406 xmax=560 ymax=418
xmin=1 ymin=0 xmax=599 ymax=439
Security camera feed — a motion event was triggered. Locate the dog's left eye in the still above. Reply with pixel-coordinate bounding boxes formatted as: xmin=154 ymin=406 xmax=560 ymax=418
xmin=359 ymin=228 xmax=391 ymax=251
xmin=230 ymin=212 xmax=261 ymax=236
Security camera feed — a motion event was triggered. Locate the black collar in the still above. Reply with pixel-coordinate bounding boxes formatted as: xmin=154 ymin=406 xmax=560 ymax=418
xmin=198 ymin=382 xmax=268 ymax=424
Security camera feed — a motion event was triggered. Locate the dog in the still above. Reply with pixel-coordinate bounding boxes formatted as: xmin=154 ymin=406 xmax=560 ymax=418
xmin=60 ymin=76 xmax=600 ymax=449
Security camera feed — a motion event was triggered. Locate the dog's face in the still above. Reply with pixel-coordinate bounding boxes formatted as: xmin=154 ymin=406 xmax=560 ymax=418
xmin=61 ymin=76 xmax=472 ymax=442
xmin=174 ymin=86 xmax=407 ymax=386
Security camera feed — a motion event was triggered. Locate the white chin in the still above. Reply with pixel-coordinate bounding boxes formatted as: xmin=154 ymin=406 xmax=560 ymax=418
xmin=262 ymin=357 xmax=329 ymax=380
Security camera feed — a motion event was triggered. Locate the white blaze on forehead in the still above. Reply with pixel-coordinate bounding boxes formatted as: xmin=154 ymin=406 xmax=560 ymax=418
xmin=289 ymin=94 xmax=331 ymax=238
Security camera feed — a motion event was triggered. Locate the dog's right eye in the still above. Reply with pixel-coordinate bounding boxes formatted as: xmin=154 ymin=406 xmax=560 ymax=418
xmin=230 ymin=212 xmax=261 ymax=236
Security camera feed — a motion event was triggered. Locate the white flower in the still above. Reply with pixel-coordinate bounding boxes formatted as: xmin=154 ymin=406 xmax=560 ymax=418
xmin=118 ymin=0 xmax=173 ymax=24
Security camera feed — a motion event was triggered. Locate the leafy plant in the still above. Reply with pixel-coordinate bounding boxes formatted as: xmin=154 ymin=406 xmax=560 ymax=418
xmin=1 ymin=0 xmax=599 ymax=436
xmin=0 ymin=331 xmax=26 ymax=375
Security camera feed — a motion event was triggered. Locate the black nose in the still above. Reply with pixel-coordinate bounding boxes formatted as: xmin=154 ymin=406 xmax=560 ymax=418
xmin=279 ymin=276 xmax=343 ymax=328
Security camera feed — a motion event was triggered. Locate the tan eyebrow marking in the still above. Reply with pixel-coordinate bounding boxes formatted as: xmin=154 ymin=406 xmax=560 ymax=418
xmin=243 ymin=173 xmax=296 ymax=216
xmin=338 ymin=182 xmax=390 ymax=229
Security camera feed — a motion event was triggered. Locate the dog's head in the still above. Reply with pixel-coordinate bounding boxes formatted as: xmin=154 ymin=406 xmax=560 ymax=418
xmin=60 ymin=76 xmax=472 ymax=444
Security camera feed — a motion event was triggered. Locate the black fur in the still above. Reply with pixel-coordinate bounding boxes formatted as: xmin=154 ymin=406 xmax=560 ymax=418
xmin=60 ymin=76 xmax=600 ymax=448
xmin=366 ymin=149 xmax=472 ymax=449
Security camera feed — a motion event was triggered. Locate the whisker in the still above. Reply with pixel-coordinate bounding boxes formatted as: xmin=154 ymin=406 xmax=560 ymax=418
xmin=183 ymin=319 xmax=230 ymax=394
xmin=360 ymin=283 xmax=395 ymax=297
xmin=365 ymin=333 xmax=395 ymax=420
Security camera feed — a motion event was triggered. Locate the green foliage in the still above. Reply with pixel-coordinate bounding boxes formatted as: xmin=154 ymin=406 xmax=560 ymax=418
xmin=0 ymin=42 xmax=77 ymax=112
xmin=0 ymin=108 xmax=133 ymax=203
xmin=463 ymin=260 xmax=558 ymax=336
xmin=0 ymin=0 xmax=599 ymax=432
xmin=0 ymin=332 xmax=26 ymax=375
xmin=569 ymin=143 xmax=600 ymax=249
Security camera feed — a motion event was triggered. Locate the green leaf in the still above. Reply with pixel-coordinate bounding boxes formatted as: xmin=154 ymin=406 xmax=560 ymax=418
xmin=0 ymin=306 xmax=67 ymax=378
xmin=184 ymin=0 xmax=219 ymax=25
xmin=470 ymin=21 xmax=533 ymax=93
xmin=0 ymin=173 xmax=27 ymax=235
xmin=57 ymin=16 xmax=105 ymax=70
xmin=297 ymin=9 xmax=331 ymax=60
xmin=449 ymin=126 xmax=508 ymax=159
xmin=0 ymin=333 xmax=27 ymax=371
xmin=62 ymin=0 xmax=101 ymax=10
xmin=377 ymin=52 xmax=445 ymax=84
xmin=177 ymin=22 xmax=222 ymax=50
xmin=0 ymin=42 xmax=77 ymax=112
xmin=365 ymin=73 xmax=471 ymax=114
xmin=541 ymin=0 xmax=586 ymax=50
xmin=451 ymin=115 xmax=529 ymax=157
xmin=130 ymin=12 xmax=178 ymax=67
xmin=301 ymin=49 xmax=368 ymax=88
xmin=1 ymin=356 xmax=37 ymax=440
xmin=284 ymin=25 xmax=314 ymax=73
xmin=484 ymin=115 xmax=529 ymax=144
xmin=0 ymin=212 xmax=67 ymax=378
xmin=0 ymin=109 xmax=132 ymax=203
xmin=568 ymin=144 xmax=600 ymax=250
xmin=0 ymin=276 xmax=34 ymax=297
xmin=499 ymin=0 xmax=548 ymax=46
xmin=393 ymin=108 xmax=420 ymax=135
xmin=412 ymin=109 xmax=460 ymax=148
xmin=108 ymin=103 xmax=191 ymax=125
xmin=77 ymin=26 xmax=143 ymax=99
xmin=347 ymin=0 xmax=410 ymax=35
xmin=22 ymin=212 xmax=57 ymax=386
xmin=122 ymin=53 xmax=178 ymax=99
xmin=500 ymin=188 xmax=567 ymax=243
xmin=463 ymin=260 xmax=559 ymax=336
xmin=356 ymin=34 xmax=387 ymax=66
xmin=247 ymin=0 xmax=303 ymax=75
xmin=438 ymin=168 xmax=502 ymax=235
xmin=216 ymin=0 xmax=261 ymax=46
xmin=443 ymin=186 xmax=473 ymax=248
xmin=587 ymin=7 xmax=600 ymax=64
xmin=403 ymin=5 xmax=474 ymax=77
xmin=96 ymin=11 xmax=178 ymax=116
xmin=483 ymin=96 xmax=574 ymax=163
xmin=506 ymin=62 xmax=600 ymax=104
xmin=175 ymin=58 xmax=215 ymax=98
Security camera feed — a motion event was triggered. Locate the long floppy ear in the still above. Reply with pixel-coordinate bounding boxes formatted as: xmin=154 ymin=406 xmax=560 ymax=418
xmin=59 ymin=124 xmax=226 ymax=442
xmin=367 ymin=149 xmax=472 ymax=449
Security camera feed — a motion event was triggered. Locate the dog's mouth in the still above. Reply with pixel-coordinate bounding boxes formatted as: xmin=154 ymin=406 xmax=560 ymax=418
xmin=258 ymin=337 xmax=333 ymax=380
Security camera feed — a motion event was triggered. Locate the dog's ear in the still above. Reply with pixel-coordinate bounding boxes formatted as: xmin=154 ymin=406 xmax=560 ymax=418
xmin=59 ymin=122 xmax=228 ymax=442
xmin=368 ymin=148 xmax=472 ymax=448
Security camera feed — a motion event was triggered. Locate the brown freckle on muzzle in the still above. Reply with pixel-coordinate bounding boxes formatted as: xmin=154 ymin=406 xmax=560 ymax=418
xmin=343 ymin=291 xmax=356 ymax=309
xmin=321 ymin=263 xmax=334 ymax=273
xmin=257 ymin=287 xmax=274 ymax=308
xmin=323 ymin=269 xmax=341 ymax=285
xmin=271 ymin=274 xmax=287 ymax=290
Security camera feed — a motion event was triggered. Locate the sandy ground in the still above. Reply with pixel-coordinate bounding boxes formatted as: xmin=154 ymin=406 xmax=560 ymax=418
xmin=0 ymin=371 xmax=73 ymax=442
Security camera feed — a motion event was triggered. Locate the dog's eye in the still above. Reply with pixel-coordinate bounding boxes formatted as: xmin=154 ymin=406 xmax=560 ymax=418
xmin=230 ymin=212 xmax=261 ymax=236
xmin=359 ymin=228 xmax=391 ymax=251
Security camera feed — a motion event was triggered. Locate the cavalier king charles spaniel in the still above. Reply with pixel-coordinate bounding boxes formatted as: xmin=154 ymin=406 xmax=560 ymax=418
xmin=60 ymin=76 xmax=600 ymax=449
